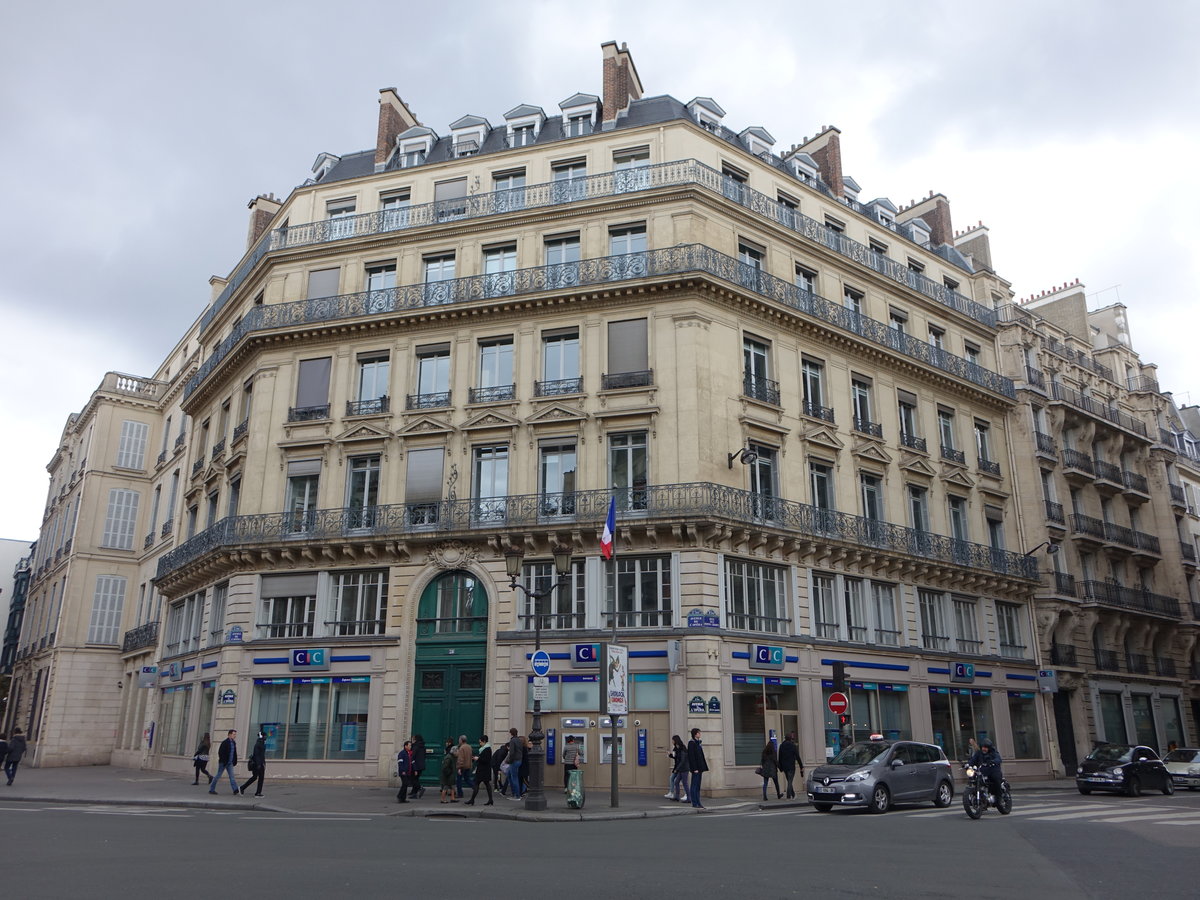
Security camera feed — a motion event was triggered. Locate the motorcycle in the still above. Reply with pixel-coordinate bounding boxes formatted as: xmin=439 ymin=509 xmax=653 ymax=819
xmin=962 ymin=764 xmax=1012 ymax=819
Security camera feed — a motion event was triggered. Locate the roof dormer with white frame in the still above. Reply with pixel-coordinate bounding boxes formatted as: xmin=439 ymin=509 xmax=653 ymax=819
xmin=559 ymin=93 xmax=600 ymax=137
xmin=449 ymin=115 xmax=490 ymax=157
xmin=310 ymin=152 xmax=341 ymax=183
xmin=739 ymin=126 xmax=776 ymax=160
xmin=842 ymin=175 xmax=862 ymax=205
xmin=687 ymin=97 xmax=726 ymax=134
xmin=393 ymin=125 xmax=438 ymax=169
xmin=786 ymin=151 xmax=820 ymax=185
xmin=503 ymin=104 xmax=546 ymax=148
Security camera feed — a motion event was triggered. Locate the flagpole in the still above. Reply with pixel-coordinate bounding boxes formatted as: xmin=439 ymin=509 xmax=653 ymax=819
xmin=602 ymin=493 xmax=620 ymax=808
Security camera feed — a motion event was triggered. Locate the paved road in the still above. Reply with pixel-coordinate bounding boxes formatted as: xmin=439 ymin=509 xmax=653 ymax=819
xmin=3 ymin=789 xmax=1196 ymax=898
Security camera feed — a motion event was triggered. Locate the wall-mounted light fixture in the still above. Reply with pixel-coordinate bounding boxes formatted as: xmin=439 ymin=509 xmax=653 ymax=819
xmin=1023 ymin=541 xmax=1060 ymax=557
xmin=727 ymin=446 xmax=759 ymax=468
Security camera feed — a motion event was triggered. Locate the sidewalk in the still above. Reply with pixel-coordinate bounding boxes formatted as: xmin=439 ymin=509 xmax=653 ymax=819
xmin=0 ymin=766 xmax=763 ymax=821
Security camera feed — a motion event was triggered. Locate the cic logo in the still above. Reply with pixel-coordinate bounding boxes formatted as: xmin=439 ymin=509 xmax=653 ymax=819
xmin=751 ymin=644 xmax=784 ymax=670
xmin=290 ymin=648 xmax=330 ymax=671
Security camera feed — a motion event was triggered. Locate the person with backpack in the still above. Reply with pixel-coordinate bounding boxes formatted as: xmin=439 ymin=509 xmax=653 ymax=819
xmin=492 ymin=740 xmax=509 ymax=794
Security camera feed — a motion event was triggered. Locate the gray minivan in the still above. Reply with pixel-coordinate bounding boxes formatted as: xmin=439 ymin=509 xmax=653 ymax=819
xmin=806 ymin=739 xmax=954 ymax=813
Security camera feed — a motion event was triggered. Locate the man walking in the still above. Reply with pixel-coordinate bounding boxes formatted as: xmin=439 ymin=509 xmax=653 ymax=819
xmin=4 ymin=729 xmax=27 ymax=786
xmin=466 ymin=736 xmax=493 ymax=805
xmin=208 ymin=729 xmax=240 ymax=795
xmin=410 ymin=734 xmax=427 ymax=799
xmin=396 ymin=740 xmax=415 ymax=803
xmin=506 ymin=728 xmax=525 ymax=800
xmin=778 ymin=732 xmax=803 ymax=799
xmin=686 ymin=727 xmax=708 ymax=809
xmin=455 ymin=734 xmax=474 ymax=798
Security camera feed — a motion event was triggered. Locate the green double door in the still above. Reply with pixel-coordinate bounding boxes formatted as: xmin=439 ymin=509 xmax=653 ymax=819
xmin=410 ymin=571 xmax=489 ymax=766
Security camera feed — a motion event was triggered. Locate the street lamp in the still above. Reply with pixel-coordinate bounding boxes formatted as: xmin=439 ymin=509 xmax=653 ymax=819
xmin=505 ymin=543 xmax=572 ymax=812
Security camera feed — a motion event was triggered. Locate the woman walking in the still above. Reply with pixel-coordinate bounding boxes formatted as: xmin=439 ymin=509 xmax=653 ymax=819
xmin=192 ymin=732 xmax=212 ymax=785
xmin=666 ymin=734 xmax=689 ymax=802
xmin=760 ymin=740 xmax=781 ymax=801
xmin=239 ymin=730 xmax=267 ymax=797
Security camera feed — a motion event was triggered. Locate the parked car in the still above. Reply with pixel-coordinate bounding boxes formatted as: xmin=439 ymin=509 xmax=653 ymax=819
xmin=1162 ymin=747 xmax=1200 ymax=791
xmin=1075 ymin=743 xmax=1174 ymax=796
xmin=806 ymin=738 xmax=954 ymax=813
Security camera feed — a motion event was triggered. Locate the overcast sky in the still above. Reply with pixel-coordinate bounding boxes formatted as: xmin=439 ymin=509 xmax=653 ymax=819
xmin=2 ymin=0 xmax=1198 ymax=541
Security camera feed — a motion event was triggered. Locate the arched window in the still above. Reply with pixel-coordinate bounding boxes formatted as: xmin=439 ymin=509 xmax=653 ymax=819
xmin=418 ymin=571 xmax=488 ymax=635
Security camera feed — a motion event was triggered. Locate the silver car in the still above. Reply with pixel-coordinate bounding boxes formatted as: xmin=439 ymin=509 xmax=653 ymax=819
xmin=806 ymin=739 xmax=954 ymax=813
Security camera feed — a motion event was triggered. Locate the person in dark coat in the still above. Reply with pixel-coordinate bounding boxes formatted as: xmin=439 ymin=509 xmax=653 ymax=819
xmin=410 ymin=734 xmax=427 ymax=799
xmin=492 ymin=741 xmax=509 ymax=793
xmin=239 ymin=730 xmax=267 ymax=797
xmin=208 ymin=729 xmax=239 ymax=795
xmin=5 ymin=729 xmax=28 ymax=786
xmin=760 ymin=741 xmax=781 ymax=801
xmin=466 ymin=736 xmax=494 ymax=805
xmin=192 ymin=732 xmax=212 ymax=785
xmin=396 ymin=740 xmax=415 ymax=803
xmin=777 ymin=732 xmax=803 ymax=799
xmin=686 ymin=727 xmax=708 ymax=809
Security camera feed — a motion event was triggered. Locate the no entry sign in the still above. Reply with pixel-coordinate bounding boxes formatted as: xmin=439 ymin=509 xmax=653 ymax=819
xmin=827 ymin=692 xmax=850 ymax=716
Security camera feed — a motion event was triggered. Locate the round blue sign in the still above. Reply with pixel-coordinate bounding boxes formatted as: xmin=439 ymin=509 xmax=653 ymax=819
xmin=531 ymin=650 xmax=552 ymax=677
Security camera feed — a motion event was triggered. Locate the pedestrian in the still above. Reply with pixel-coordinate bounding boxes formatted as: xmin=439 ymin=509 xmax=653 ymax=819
xmin=410 ymin=734 xmax=427 ymax=799
xmin=562 ymin=735 xmax=581 ymax=792
xmin=523 ymin=735 xmax=533 ymax=791
xmin=396 ymin=740 xmax=415 ymax=803
xmin=505 ymin=727 xmax=524 ymax=800
xmin=0 ymin=735 xmax=8 ymax=779
xmin=778 ymin=732 xmax=803 ymax=799
xmin=492 ymin=740 xmax=509 ymax=794
xmin=192 ymin=732 xmax=212 ymax=785
xmin=666 ymin=734 xmax=689 ymax=802
xmin=466 ymin=735 xmax=494 ymax=805
xmin=439 ymin=740 xmax=457 ymax=803
xmin=455 ymin=734 xmax=474 ymax=798
xmin=207 ymin=728 xmax=240 ymax=795
xmin=686 ymin=727 xmax=708 ymax=809
xmin=759 ymin=740 xmax=781 ymax=801
xmin=5 ymin=729 xmax=28 ymax=787
xmin=240 ymin=730 xmax=267 ymax=797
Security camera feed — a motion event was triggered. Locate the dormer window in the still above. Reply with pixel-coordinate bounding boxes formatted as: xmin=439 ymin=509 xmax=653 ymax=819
xmin=453 ymin=138 xmax=479 ymax=157
xmin=510 ymin=124 xmax=536 ymax=147
xmin=697 ymin=115 xmax=720 ymax=133
xmin=789 ymin=152 xmax=820 ymax=186
xmin=393 ymin=126 xmax=436 ymax=171
xmin=449 ymin=115 xmax=489 ymax=158
xmin=558 ymin=93 xmax=600 ymax=139
xmin=565 ymin=113 xmax=593 ymax=137
xmin=686 ymin=97 xmax=726 ymax=135
xmin=503 ymin=104 xmax=546 ymax=149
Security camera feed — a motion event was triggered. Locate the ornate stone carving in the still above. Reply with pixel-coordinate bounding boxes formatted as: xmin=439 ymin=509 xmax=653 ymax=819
xmin=427 ymin=540 xmax=477 ymax=569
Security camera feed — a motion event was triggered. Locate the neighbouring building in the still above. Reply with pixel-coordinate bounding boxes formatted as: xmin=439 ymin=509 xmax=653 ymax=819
xmin=20 ymin=41 xmax=1195 ymax=792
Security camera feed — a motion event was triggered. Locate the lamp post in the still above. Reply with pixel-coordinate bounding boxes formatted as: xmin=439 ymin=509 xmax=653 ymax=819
xmin=505 ymin=544 xmax=572 ymax=812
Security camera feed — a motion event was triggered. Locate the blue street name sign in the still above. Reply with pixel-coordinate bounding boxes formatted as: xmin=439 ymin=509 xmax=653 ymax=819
xmin=531 ymin=649 xmax=552 ymax=677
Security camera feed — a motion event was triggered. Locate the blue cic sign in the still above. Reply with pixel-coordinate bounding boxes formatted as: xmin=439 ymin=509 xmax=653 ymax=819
xmin=750 ymin=644 xmax=785 ymax=670
xmin=289 ymin=648 xmax=330 ymax=671
xmin=951 ymin=662 xmax=975 ymax=684
xmin=573 ymin=644 xmax=600 ymax=667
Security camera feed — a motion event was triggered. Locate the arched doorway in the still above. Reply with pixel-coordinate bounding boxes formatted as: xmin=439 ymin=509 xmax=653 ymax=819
xmin=411 ymin=571 xmax=489 ymax=763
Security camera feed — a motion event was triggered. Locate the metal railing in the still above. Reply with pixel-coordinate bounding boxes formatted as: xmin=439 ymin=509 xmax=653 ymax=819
xmin=1035 ymin=431 xmax=1057 ymax=455
xmin=347 ymin=397 xmax=389 ymax=416
xmin=1127 ymin=375 xmax=1160 ymax=393
xmin=468 ymin=385 xmax=516 ymax=404
xmin=1181 ymin=541 xmax=1197 ymax=563
xmin=233 ymin=419 xmax=249 ymax=443
xmin=287 ymin=404 xmax=330 ymax=422
xmin=198 ymin=158 xmax=996 ymax=339
xmin=1094 ymin=648 xmax=1120 ymax=671
xmin=900 ymin=432 xmax=927 ymax=452
xmin=1061 ymin=448 xmax=1095 ymax=474
xmin=121 ymin=621 xmax=159 ymax=653
xmin=1050 ymin=642 xmax=1077 ymax=666
xmin=1042 ymin=336 xmax=1114 ymax=382
xmin=210 ymin=438 xmax=226 ymax=460
xmin=724 ymin=612 xmax=791 ymax=634
xmin=1169 ymin=483 xmax=1186 ymax=505
xmin=1050 ymin=383 xmax=1147 ymax=437
xmin=1094 ymin=460 xmax=1122 ymax=484
xmin=1000 ymin=642 xmax=1028 ymax=660
xmin=406 ymin=391 xmax=451 ymax=410
xmin=854 ymin=417 xmax=883 ymax=438
xmin=743 ymin=376 xmax=781 ymax=406
xmin=186 ymin=244 xmax=1015 ymax=404
xmin=602 ymin=370 xmax=654 ymax=390
xmin=156 ymin=481 xmax=1040 ymax=582
xmin=1070 ymin=514 xmax=1107 ymax=540
xmin=803 ymin=401 xmax=836 ymax=423
xmin=977 ymin=457 xmax=1001 ymax=477
xmin=941 ymin=446 xmax=965 ymax=464
xmin=534 ymin=377 xmax=583 ymax=397
xmin=1079 ymin=580 xmax=1181 ymax=617
xmin=1025 ymin=366 xmax=1046 ymax=389
xmin=1053 ymin=571 xmax=1077 ymax=597
xmin=1103 ymin=522 xmax=1137 ymax=548
xmin=1134 ymin=531 xmax=1160 ymax=554
xmin=1125 ymin=652 xmax=1149 ymax=675
xmin=1045 ymin=500 xmax=1065 ymax=524
xmin=1155 ymin=657 xmax=1177 ymax=678
xmin=1122 ymin=471 xmax=1148 ymax=494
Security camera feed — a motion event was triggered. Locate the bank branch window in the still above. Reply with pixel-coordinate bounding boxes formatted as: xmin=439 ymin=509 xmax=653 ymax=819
xmin=821 ymin=681 xmax=911 ymax=753
xmin=159 ymin=684 xmax=193 ymax=756
xmin=732 ymin=675 xmax=798 ymax=766
xmin=1007 ymin=691 xmax=1042 ymax=758
xmin=250 ymin=676 xmax=370 ymax=760
xmin=928 ymin=686 xmax=993 ymax=760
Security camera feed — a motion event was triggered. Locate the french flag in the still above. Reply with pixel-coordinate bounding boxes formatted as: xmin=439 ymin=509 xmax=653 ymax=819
xmin=600 ymin=496 xmax=616 ymax=560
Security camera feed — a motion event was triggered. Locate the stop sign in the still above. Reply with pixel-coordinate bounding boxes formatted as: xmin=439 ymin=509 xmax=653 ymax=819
xmin=827 ymin=692 xmax=849 ymax=716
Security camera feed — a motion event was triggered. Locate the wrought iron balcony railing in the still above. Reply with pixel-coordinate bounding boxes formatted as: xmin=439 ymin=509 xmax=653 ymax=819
xmin=161 ymin=520 xmax=174 ymax=537
xmin=900 ymin=432 xmax=927 ymax=452
xmin=468 ymin=385 xmax=516 ymax=404
xmin=1045 ymin=500 xmax=1065 ymax=524
xmin=1125 ymin=652 xmax=1149 ymax=675
xmin=1181 ymin=541 xmax=1197 ymax=563
xmin=1050 ymin=383 xmax=1147 ymax=437
xmin=1024 ymin=365 xmax=1046 ymax=389
xmin=802 ymin=401 xmax=835 ymax=423
xmin=1061 ymin=448 xmax=1095 ymax=474
xmin=743 ymin=376 xmax=781 ymax=406
xmin=1079 ymin=580 xmax=1181 ymax=617
xmin=1070 ymin=514 xmax=1107 ymax=540
xmin=1035 ymin=431 xmax=1057 ymax=455
xmin=602 ymin=370 xmax=654 ymax=390
xmin=155 ymin=481 xmax=1041 ymax=583
xmin=174 ymin=433 xmax=186 ymax=451
xmin=121 ymin=621 xmax=159 ymax=653
xmin=1122 ymin=470 xmax=1148 ymax=494
xmin=1042 ymin=336 xmax=1114 ymax=382
xmin=156 ymin=450 xmax=167 ymax=467
xmin=1054 ymin=571 xmax=1077 ymax=597
xmin=287 ymin=404 xmax=330 ymax=422
xmin=191 ymin=459 xmax=205 ymax=477
xmin=1050 ymin=642 xmax=1077 ymax=666
xmin=406 ymin=391 xmax=451 ymax=410
xmin=232 ymin=419 xmax=249 ymax=443
xmin=210 ymin=438 xmax=226 ymax=460
xmin=1103 ymin=522 xmax=1137 ymax=548
xmin=977 ymin=457 xmax=1000 ymax=477
xmin=1094 ymin=648 xmax=1120 ymax=671
xmin=199 ymin=159 xmax=996 ymax=339
xmin=534 ymin=377 xmax=583 ymax=397
xmin=1126 ymin=375 xmax=1160 ymax=393
xmin=1094 ymin=460 xmax=1122 ymax=484
xmin=941 ymin=445 xmax=965 ymax=464
xmin=347 ymin=396 xmax=390 ymax=416
xmin=854 ymin=417 xmax=883 ymax=438
xmin=1169 ymin=483 xmax=1186 ymax=505
xmin=186 ymin=245 xmax=1015 ymax=404
xmin=1155 ymin=656 xmax=1177 ymax=678
xmin=1134 ymin=531 xmax=1160 ymax=554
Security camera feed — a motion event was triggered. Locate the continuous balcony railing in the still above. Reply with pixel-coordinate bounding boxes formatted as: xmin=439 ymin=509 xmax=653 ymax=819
xmin=1050 ymin=383 xmax=1147 ymax=437
xmin=185 ymin=244 xmax=1016 ymax=404
xmin=1061 ymin=448 xmax=1095 ymax=474
xmin=121 ymin=621 xmax=159 ymax=653
xmin=1042 ymin=336 xmax=1114 ymax=382
xmin=743 ymin=376 xmax=781 ymax=406
xmin=198 ymin=159 xmax=997 ymax=338
xmin=1079 ymin=580 xmax=1181 ymax=617
xmin=1070 ymin=514 xmax=1107 ymax=540
xmin=155 ymin=481 xmax=1040 ymax=582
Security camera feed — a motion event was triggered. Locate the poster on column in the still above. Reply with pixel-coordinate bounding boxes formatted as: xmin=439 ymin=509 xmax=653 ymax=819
xmin=605 ymin=643 xmax=628 ymax=715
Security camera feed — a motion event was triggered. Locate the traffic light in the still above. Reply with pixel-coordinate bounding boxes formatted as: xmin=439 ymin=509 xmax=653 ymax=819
xmin=832 ymin=661 xmax=847 ymax=693
xmin=838 ymin=714 xmax=850 ymax=729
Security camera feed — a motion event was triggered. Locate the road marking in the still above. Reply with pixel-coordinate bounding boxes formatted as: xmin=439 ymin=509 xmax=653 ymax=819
xmin=1092 ymin=812 xmax=1200 ymax=824
xmin=249 ymin=816 xmax=371 ymax=822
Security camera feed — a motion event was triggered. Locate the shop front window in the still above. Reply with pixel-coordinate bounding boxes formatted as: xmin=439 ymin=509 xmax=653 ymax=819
xmin=1130 ymin=694 xmax=1156 ymax=747
xmin=927 ymin=687 xmax=992 ymax=760
xmin=158 ymin=684 xmax=193 ymax=756
xmin=250 ymin=676 xmax=370 ymax=761
xmin=1098 ymin=691 xmax=1126 ymax=743
xmin=1007 ymin=691 xmax=1042 ymax=758
xmin=1161 ymin=696 xmax=1184 ymax=749
xmin=733 ymin=676 xmax=799 ymax=766
xmin=822 ymin=682 xmax=911 ymax=756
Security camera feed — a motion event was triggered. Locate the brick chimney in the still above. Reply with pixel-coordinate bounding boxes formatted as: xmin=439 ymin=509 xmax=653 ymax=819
xmin=904 ymin=193 xmax=954 ymax=247
xmin=375 ymin=87 xmax=420 ymax=170
xmin=601 ymin=41 xmax=643 ymax=123
xmin=246 ymin=193 xmax=282 ymax=249
xmin=797 ymin=127 xmax=843 ymax=198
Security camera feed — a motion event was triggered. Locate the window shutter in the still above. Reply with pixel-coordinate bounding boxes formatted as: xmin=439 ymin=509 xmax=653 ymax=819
xmin=606 ymin=319 xmax=648 ymax=374
xmin=117 ymin=421 xmax=149 ymax=468
xmin=88 ymin=575 xmax=127 ymax=644
xmin=102 ymin=489 xmax=140 ymax=550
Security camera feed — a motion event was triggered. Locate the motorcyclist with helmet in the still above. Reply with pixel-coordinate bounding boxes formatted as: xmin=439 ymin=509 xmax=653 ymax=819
xmin=967 ymin=737 xmax=1004 ymax=803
